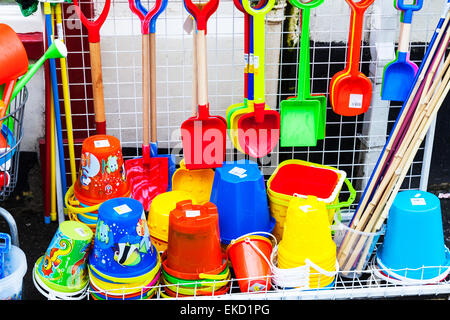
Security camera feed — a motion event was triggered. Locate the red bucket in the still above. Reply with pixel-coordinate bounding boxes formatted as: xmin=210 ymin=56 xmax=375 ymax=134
xmin=74 ymin=135 xmax=130 ymax=204
xmin=269 ymin=163 xmax=340 ymax=200
xmin=165 ymin=200 xmax=222 ymax=276
xmin=227 ymin=235 xmax=273 ymax=292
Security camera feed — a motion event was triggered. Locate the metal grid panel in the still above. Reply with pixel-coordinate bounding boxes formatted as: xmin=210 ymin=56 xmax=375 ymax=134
xmin=56 ymin=0 xmax=443 ymax=204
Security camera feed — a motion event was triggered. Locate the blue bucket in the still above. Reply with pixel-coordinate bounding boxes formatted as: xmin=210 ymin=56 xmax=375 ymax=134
xmin=209 ymin=160 xmax=275 ymax=244
xmin=377 ymin=190 xmax=450 ymax=281
xmin=89 ymin=197 xmax=158 ymax=280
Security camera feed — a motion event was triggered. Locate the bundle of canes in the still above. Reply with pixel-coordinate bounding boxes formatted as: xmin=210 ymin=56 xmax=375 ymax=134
xmin=338 ymin=5 xmax=450 ymax=273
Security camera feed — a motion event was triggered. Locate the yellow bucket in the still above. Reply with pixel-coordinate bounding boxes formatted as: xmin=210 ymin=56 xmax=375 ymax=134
xmin=279 ymin=196 xmax=335 ymax=257
xmin=171 ymin=159 xmax=215 ymax=204
xmin=267 ymin=159 xmax=356 ymax=241
xmin=148 ymin=190 xmax=196 ymax=245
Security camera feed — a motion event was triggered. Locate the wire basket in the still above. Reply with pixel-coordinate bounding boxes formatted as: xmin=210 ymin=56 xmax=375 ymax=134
xmin=0 ymin=87 xmax=27 ymax=201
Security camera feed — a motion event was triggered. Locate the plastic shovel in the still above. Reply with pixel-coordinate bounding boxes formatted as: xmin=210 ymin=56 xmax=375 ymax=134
xmin=237 ymin=0 xmax=280 ymax=158
xmin=381 ymin=0 xmax=423 ymax=102
xmin=125 ymin=0 xmax=169 ymax=211
xmin=73 ymin=0 xmax=111 ymax=135
xmin=145 ymin=0 xmax=176 ymax=191
xmin=330 ymin=0 xmax=374 ymax=117
xmin=280 ymin=0 xmax=326 ymax=147
xmin=228 ymin=0 xmax=271 ymax=153
xmin=181 ymin=0 xmax=227 ymax=169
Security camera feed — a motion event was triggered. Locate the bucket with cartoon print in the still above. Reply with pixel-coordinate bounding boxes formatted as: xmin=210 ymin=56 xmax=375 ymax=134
xmin=33 ymin=221 xmax=93 ymax=294
xmin=73 ymin=135 xmax=130 ymax=205
xmin=88 ymin=197 xmax=158 ymax=282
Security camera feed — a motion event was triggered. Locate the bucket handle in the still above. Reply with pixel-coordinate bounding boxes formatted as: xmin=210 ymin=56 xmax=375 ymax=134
xmin=245 ymin=238 xmax=339 ymax=288
xmin=0 ymin=207 xmax=19 ymax=247
xmin=64 ymin=185 xmax=102 ymax=214
xmin=324 ymin=178 xmax=356 ymax=210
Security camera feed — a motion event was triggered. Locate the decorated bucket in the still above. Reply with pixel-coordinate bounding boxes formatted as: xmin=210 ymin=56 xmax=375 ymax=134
xmin=209 ymin=160 xmax=275 ymax=244
xmin=267 ymin=159 xmax=355 ymax=241
xmin=34 ymin=221 xmax=93 ymax=294
xmin=88 ymin=197 xmax=158 ymax=281
xmin=148 ymin=190 xmax=195 ymax=252
xmin=73 ymin=135 xmax=130 ymax=205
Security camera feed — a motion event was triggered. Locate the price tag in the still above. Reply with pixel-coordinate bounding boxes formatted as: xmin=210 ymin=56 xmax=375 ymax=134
xmin=411 ymin=198 xmax=426 ymax=206
xmin=114 ymin=204 xmax=132 ymax=215
xmin=253 ymin=55 xmax=259 ymax=75
xmin=94 ymin=139 xmax=110 ymax=148
xmin=185 ymin=210 xmax=200 ymax=218
xmin=183 ymin=16 xmax=194 ymax=34
xmin=229 ymin=167 xmax=247 ymax=178
xmin=349 ymin=94 xmax=363 ymax=109
xmin=75 ymin=228 xmax=88 ymax=237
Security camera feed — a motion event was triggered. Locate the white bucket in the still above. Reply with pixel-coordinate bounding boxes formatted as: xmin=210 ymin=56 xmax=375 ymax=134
xmin=0 ymin=245 xmax=27 ymax=300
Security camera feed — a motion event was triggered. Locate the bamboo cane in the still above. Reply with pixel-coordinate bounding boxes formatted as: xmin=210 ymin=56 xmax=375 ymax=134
xmin=349 ymin=11 xmax=450 ymax=229
xmin=337 ymin=14 xmax=450 ymax=263
xmin=344 ymin=62 xmax=450 ymax=272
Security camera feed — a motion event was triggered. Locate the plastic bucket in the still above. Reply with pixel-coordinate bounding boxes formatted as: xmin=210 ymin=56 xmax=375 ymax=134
xmin=148 ymin=190 xmax=195 ymax=244
xmin=267 ymin=159 xmax=355 ymax=241
xmin=165 ymin=200 xmax=223 ymax=276
xmin=376 ymin=190 xmax=450 ymax=281
xmin=89 ymin=197 xmax=158 ymax=280
xmin=74 ymin=135 xmax=130 ymax=204
xmin=171 ymin=159 xmax=215 ymax=205
xmin=335 ymin=219 xmax=385 ymax=278
xmin=34 ymin=221 xmax=93 ymax=293
xmin=227 ymin=234 xmax=273 ymax=293
xmin=150 ymin=236 xmax=168 ymax=253
xmin=0 ymin=245 xmax=27 ymax=300
xmin=278 ymin=196 xmax=336 ymax=262
xmin=210 ymin=160 xmax=275 ymax=244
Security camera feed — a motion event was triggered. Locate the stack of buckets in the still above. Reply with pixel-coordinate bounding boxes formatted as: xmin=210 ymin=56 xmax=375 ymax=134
xmin=66 ymin=135 xmax=130 ymax=235
xmin=87 ymin=198 xmax=160 ymax=300
xmin=33 ymin=221 xmax=93 ymax=299
xmin=277 ymin=196 xmax=337 ymax=289
xmin=161 ymin=200 xmax=231 ymax=297
xmin=148 ymin=190 xmax=196 ymax=252
xmin=267 ymin=159 xmax=350 ymax=241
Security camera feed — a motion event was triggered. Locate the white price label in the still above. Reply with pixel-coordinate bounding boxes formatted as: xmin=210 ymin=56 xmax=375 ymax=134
xmin=94 ymin=139 xmax=110 ymax=148
xmin=229 ymin=167 xmax=247 ymax=178
xmin=75 ymin=227 xmax=88 ymax=237
xmin=185 ymin=210 xmax=200 ymax=218
xmin=114 ymin=204 xmax=132 ymax=215
xmin=349 ymin=94 xmax=363 ymax=109
xmin=411 ymin=198 xmax=426 ymax=206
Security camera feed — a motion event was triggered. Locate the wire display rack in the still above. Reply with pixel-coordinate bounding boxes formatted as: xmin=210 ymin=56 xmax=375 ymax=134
xmin=85 ymin=222 xmax=450 ymax=300
xmin=51 ymin=0 xmax=450 ymax=300
xmin=0 ymin=87 xmax=27 ymax=201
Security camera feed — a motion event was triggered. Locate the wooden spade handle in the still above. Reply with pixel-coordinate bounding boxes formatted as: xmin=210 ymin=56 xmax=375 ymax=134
xmin=89 ymin=41 xmax=106 ymax=134
xmin=143 ymin=34 xmax=150 ymax=146
xmin=150 ymin=33 xmax=157 ymax=144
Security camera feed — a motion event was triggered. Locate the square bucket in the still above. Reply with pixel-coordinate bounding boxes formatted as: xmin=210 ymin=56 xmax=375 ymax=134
xmin=267 ymin=160 xmax=351 ymax=241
